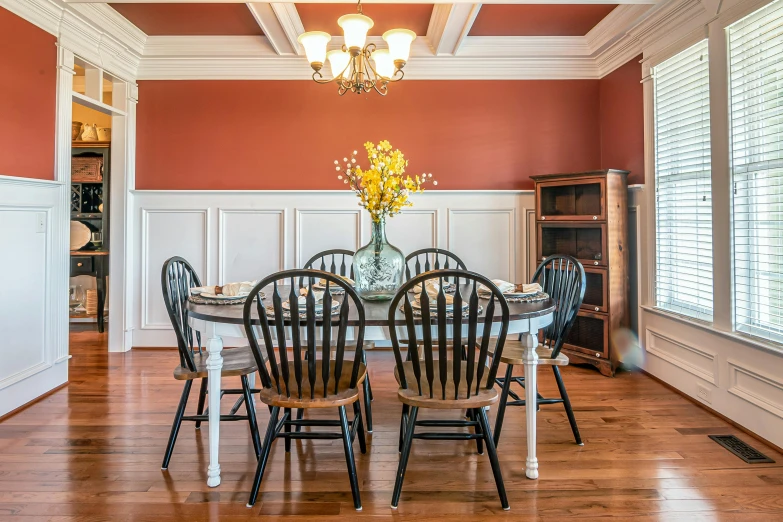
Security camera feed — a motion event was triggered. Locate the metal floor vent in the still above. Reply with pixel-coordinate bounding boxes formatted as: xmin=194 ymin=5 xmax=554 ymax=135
xmin=709 ymin=435 xmax=775 ymax=464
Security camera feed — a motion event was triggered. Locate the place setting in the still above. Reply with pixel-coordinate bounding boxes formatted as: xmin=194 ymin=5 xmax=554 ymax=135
xmin=188 ymin=281 xmax=260 ymax=305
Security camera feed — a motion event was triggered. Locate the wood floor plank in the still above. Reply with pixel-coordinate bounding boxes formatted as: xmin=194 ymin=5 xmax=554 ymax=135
xmin=0 ymin=326 xmax=781 ymax=519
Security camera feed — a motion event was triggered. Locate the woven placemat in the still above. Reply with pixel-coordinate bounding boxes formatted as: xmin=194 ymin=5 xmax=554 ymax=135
xmin=402 ymin=304 xmax=484 ymax=318
xmin=188 ymin=292 xmax=263 ymax=306
xmin=479 ymin=291 xmax=550 ymax=303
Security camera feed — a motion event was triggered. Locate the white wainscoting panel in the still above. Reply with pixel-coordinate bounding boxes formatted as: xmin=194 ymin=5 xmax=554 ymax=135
xmin=219 ymin=209 xmax=285 ymax=283
xmin=645 ymin=328 xmax=717 ymax=385
xmin=385 ymin=209 xmax=438 ymax=256
xmin=296 ymin=209 xmax=362 ymax=267
xmin=448 ymin=209 xmax=515 ymax=282
xmin=131 ymin=190 xmax=534 ymax=346
xmin=142 ymin=209 xmax=208 ymax=330
xmin=0 ymin=176 xmax=68 ymax=416
xmin=727 ymin=360 xmax=783 ymax=420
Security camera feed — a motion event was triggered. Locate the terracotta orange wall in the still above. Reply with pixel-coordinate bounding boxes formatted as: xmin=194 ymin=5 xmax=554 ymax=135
xmin=0 ymin=7 xmax=56 ymax=180
xmin=599 ymin=55 xmax=644 ymax=184
xmin=136 ymin=80 xmax=602 ymax=190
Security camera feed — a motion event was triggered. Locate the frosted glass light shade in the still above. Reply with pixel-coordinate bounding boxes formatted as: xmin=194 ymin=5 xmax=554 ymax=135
xmin=338 ymin=14 xmax=374 ymax=49
xmin=327 ymin=49 xmax=351 ymax=78
xmin=298 ymin=31 xmax=331 ymax=66
xmin=382 ymin=29 xmax=416 ymax=62
xmin=371 ymin=49 xmax=394 ymax=79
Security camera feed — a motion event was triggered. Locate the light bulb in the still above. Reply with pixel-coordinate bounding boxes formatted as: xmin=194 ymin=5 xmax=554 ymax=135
xmin=371 ymin=49 xmax=394 ymax=79
xmin=327 ymin=49 xmax=351 ymax=78
xmin=298 ymin=31 xmax=331 ymax=69
xmin=338 ymin=14 xmax=374 ymax=50
xmin=382 ymin=29 xmax=416 ymax=64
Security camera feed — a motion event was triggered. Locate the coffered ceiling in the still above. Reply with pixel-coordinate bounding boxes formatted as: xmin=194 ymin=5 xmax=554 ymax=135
xmin=57 ymin=1 xmax=667 ymax=80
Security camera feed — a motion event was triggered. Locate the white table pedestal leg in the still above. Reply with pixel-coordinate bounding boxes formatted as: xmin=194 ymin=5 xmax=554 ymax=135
xmin=521 ymin=331 xmax=539 ymax=480
xmin=205 ymin=325 xmax=224 ymax=488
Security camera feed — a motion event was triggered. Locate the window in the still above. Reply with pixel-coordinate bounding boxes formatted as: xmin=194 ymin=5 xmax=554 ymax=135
xmin=653 ymin=41 xmax=714 ymax=321
xmin=729 ymin=0 xmax=783 ymax=343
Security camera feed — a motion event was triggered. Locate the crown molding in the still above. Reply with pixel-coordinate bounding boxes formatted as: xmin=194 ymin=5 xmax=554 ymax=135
xmin=459 ymin=36 xmax=591 ymax=56
xmin=428 ymin=4 xmax=481 ymax=56
xmin=246 ymin=2 xmax=303 ymax=56
xmin=0 ymin=0 xmax=141 ymax=81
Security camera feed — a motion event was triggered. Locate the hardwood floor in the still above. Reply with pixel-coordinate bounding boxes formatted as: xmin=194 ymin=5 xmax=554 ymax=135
xmin=0 ymin=327 xmax=782 ymax=520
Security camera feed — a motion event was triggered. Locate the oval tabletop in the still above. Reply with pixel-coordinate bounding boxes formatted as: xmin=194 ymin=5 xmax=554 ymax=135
xmin=186 ymin=285 xmax=556 ymax=327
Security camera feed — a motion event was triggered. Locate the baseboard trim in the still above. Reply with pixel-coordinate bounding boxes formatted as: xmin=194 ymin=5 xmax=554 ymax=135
xmin=641 ymin=369 xmax=783 ymax=456
xmin=0 ymin=381 xmax=69 ymax=423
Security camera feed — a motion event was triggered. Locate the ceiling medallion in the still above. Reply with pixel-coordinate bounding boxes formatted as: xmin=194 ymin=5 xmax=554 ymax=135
xmin=297 ymin=0 xmax=416 ymax=96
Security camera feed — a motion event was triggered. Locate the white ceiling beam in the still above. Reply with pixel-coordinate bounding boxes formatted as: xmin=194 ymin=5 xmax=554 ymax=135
xmin=68 ymin=1 xmax=660 ymax=5
xmin=246 ymin=3 xmax=303 ymax=55
xmin=427 ymin=4 xmax=481 ymax=56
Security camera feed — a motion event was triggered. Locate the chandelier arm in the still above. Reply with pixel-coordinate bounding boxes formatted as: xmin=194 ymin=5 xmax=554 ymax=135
xmin=388 ymin=68 xmax=405 ymax=83
xmin=312 ymin=70 xmax=337 ymax=85
xmin=372 ymin=81 xmax=389 ymax=96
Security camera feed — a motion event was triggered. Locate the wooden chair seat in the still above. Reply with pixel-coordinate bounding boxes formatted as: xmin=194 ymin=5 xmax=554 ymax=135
xmin=258 ymin=361 xmax=366 ymax=409
xmin=394 ymin=361 xmax=498 ymax=409
xmin=492 ymin=339 xmax=570 ymax=366
xmin=173 ymin=346 xmax=259 ymax=380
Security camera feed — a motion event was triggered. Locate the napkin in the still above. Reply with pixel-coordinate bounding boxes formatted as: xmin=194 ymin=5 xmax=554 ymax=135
xmin=192 ymin=281 xmax=257 ymax=297
xmin=319 ymin=275 xmax=354 ymax=286
xmin=415 ymin=281 xmax=454 ymax=306
xmin=296 ymin=287 xmax=325 ymax=305
xmin=479 ymin=280 xmax=542 ymax=295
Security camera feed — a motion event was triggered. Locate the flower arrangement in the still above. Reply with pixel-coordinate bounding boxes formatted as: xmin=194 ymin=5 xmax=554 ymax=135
xmin=335 ymin=140 xmax=436 ymax=223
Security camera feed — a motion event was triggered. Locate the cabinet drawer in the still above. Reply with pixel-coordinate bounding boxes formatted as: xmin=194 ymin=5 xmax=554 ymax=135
xmin=562 ymin=311 xmax=609 ymax=360
xmin=537 ymin=177 xmax=606 ymax=222
xmin=582 ymin=267 xmax=608 ymax=313
xmin=71 ymin=256 xmax=94 ymax=276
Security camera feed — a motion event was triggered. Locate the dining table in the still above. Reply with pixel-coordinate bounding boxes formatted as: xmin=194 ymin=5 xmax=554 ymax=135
xmin=186 ymin=286 xmax=555 ymax=488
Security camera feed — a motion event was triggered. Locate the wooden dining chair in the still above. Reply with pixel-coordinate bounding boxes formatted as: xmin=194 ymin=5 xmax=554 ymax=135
xmin=160 ymin=256 xmax=262 ymax=470
xmin=388 ymin=269 xmax=511 ymax=510
xmin=301 ymin=248 xmax=375 ymax=432
xmin=404 ymin=248 xmax=467 ymax=281
xmin=493 ymin=254 xmax=586 ymax=447
xmin=243 ymin=269 xmax=367 ymax=510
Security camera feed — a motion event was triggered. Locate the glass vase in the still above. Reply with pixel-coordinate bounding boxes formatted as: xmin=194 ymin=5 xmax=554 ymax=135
xmin=353 ymin=218 xmax=404 ymax=301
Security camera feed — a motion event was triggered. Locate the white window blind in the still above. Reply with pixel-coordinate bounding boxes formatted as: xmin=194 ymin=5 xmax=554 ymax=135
xmin=729 ymin=0 xmax=783 ymax=343
xmin=653 ymin=41 xmax=714 ymax=321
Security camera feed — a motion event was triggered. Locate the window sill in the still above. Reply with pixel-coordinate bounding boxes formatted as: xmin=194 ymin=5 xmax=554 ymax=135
xmin=640 ymin=305 xmax=783 ymax=358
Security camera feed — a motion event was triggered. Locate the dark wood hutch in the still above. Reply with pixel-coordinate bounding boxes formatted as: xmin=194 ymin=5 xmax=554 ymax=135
xmin=532 ymin=169 xmax=630 ymax=376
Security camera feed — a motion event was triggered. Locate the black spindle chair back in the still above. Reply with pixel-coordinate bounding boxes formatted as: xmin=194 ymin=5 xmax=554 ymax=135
xmin=405 ymin=248 xmax=467 ymax=283
xmin=532 ymin=255 xmax=586 ymax=359
xmin=303 ymin=249 xmax=355 ymax=281
xmin=389 ymin=269 xmax=510 ymax=400
xmin=161 ymin=256 xmax=202 ymax=373
xmin=243 ymin=269 xmax=366 ymax=399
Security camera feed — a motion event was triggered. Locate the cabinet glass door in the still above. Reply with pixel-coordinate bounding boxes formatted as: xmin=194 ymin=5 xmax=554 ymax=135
xmin=537 ymin=178 xmax=605 ymax=221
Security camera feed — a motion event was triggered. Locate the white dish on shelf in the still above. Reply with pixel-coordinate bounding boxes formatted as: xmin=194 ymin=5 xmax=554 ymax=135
xmin=70 ymin=221 xmax=91 ymax=251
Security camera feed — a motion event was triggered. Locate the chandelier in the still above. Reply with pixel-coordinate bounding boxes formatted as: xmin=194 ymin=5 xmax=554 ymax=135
xmin=297 ymin=0 xmax=416 ymax=96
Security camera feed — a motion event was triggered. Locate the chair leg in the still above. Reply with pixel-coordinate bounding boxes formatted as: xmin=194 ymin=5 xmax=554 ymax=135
xmin=361 ymin=349 xmax=374 ymax=401
xmin=195 ymin=378 xmax=207 ymax=429
xmin=553 ymin=366 xmax=582 ymax=445
xmin=352 ymin=401 xmax=367 ymax=454
xmin=339 ymin=405 xmax=362 ymax=511
xmin=294 ymin=408 xmax=304 ymax=433
xmin=363 ymin=376 xmax=374 ymax=433
xmin=398 ymin=404 xmax=409 ymax=453
xmin=468 ymin=409 xmax=484 ymax=455
xmin=493 ymin=364 xmax=514 ymax=447
xmin=247 ymin=406 xmax=279 ymax=508
xmin=284 ymin=408 xmax=292 ymax=453
xmin=478 ymin=407 xmax=510 ymax=510
xmin=241 ymin=375 xmax=261 ymax=459
xmin=162 ymin=380 xmax=193 ymax=470
xmin=391 ymin=406 xmax=418 ymax=508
